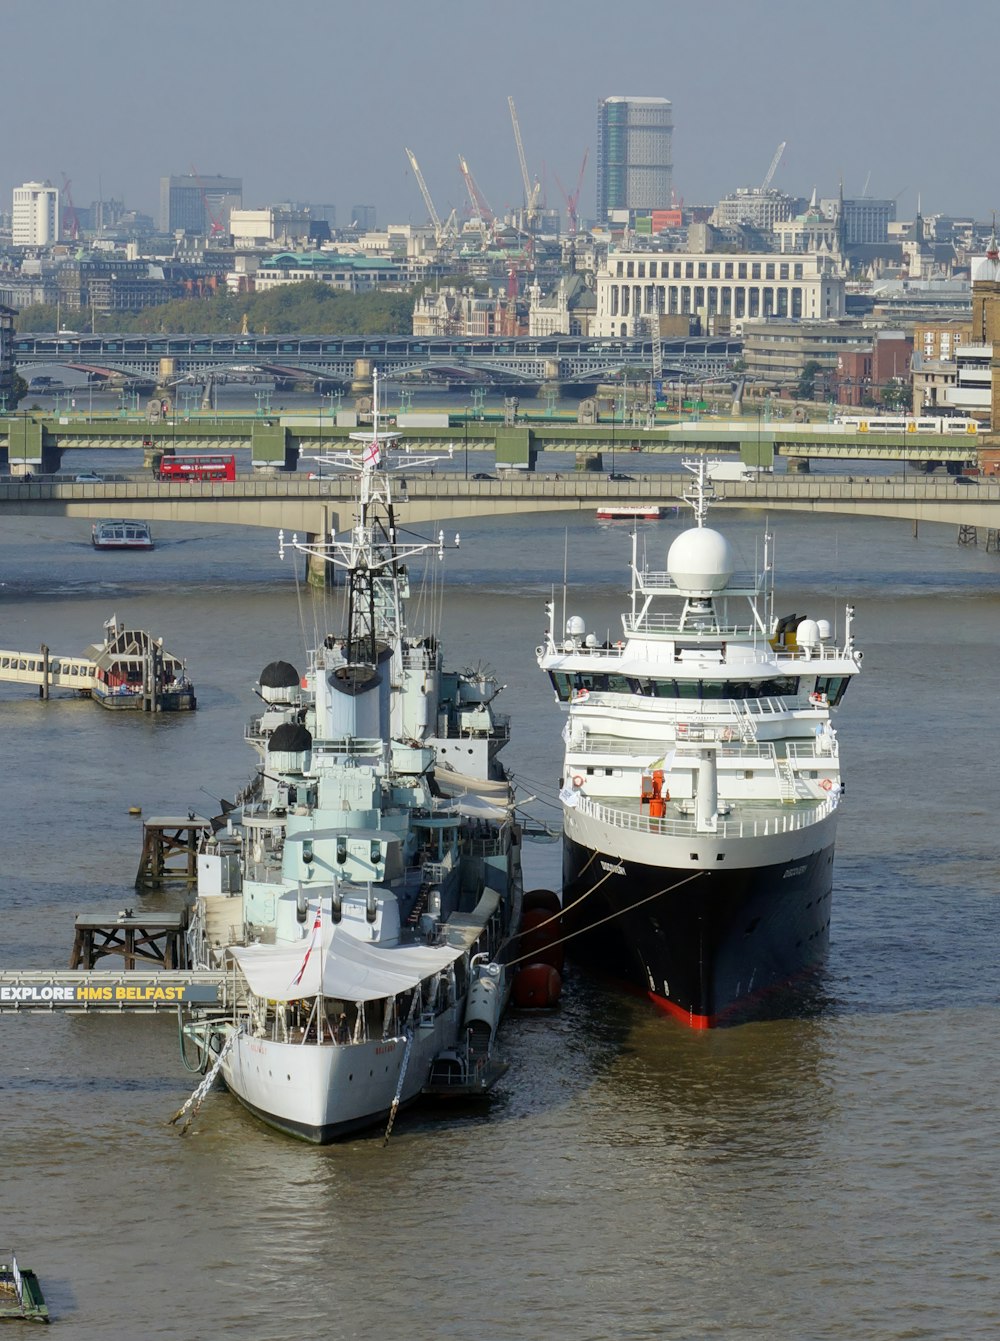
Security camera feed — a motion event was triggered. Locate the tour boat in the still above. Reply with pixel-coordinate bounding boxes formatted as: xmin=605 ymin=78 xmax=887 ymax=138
xmin=91 ymin=519 xmax=154 ymax=551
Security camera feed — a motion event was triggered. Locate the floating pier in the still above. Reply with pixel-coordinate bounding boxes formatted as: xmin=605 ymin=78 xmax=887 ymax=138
xmin=0 ymin=614 xmax=195 ymax=711
xmin=135 ymin=816 xmax=213 ymax=888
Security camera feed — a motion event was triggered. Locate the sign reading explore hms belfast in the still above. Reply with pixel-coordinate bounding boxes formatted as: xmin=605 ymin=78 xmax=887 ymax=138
xmin=537 ymin=462 xmax=862 ymax=1027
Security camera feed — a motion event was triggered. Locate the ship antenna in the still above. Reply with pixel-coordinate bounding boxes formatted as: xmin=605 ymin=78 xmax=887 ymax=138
xmin=560 ymin=527 xmax=569 ymax=649
xmin=679 ymin=457 xmax=714 ymax=526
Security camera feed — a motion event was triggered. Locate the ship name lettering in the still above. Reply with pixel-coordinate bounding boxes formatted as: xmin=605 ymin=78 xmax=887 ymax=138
xmin=600 ymin=860 xmax=626 ymax=876
xmin=375 ymin=1043 xmax=397 ymax=1055
xmin=783 ymin=864 xmax=807 ymax=879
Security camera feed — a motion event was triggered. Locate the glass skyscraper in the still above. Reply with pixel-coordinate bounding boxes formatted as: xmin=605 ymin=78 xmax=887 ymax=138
xmin=597 ymin=96 xmax=673 ymax=224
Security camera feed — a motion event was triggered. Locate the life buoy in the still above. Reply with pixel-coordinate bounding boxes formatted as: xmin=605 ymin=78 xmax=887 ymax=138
xmin=576 ymin=688 xmax=590 ymax=701
xmin=572 ymin=775 xmax=584 ymax=788
xmin=721 ymin=726 xmax=734 ymax=741
xmin=820 ymin=778 xmax=833 ymax=791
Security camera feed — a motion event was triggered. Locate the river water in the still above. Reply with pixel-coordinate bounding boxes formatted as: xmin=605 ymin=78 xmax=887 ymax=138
xmin=2 ymin=420 xmax=1000 ymax=1339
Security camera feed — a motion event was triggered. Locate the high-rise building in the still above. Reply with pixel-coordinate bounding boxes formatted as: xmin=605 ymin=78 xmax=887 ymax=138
xmin=350 ymin=205 xmax=376 ymax=231
xmin=12 ymin=182 xmax=60 ymax=247
xmin=159 ymin=174 xmax=242 ymax=236
xmin=597 ymin=96 xmax=672 ymax=224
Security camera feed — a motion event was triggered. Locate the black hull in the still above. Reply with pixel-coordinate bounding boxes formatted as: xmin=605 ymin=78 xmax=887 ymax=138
xmin=562 ymin=834 xmax=835 ymax=1027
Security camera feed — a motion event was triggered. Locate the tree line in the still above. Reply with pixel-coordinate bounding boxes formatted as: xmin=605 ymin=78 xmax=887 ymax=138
xmin=14 ymin=281 xmax=419 ymax=336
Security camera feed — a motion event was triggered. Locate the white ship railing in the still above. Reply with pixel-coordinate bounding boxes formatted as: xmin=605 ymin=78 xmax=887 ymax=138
xmin=574 ymin=792 xmax=837 ymax=840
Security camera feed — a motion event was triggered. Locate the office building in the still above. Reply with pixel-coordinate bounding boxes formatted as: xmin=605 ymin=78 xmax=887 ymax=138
xmin=350 ymin=205 xmax=376 ymax=231
xmin=596 ymin=96 xmax=672 ymax=224
xmin=12 ymin=182 xmax=59 ymax=247
xmin=159 ymin=174 xmax=242 ymax=236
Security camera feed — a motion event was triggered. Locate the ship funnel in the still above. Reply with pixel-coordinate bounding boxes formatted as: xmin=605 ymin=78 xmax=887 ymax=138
xmin=695 ymin=751 xmax=719 ymax=832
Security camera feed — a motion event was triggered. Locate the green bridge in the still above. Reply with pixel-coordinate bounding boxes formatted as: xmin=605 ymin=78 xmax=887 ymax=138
xmin=0 ymin=412 xmax=982 ymax=477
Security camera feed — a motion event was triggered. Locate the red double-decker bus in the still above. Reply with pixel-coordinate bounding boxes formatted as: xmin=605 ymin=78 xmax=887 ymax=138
xmin=157 ymin=454 xmax=236 ymax=482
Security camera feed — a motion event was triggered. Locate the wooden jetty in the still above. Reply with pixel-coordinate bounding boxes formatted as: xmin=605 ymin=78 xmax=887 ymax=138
xmin=69 ymin=910 xmax=189 ymax=971
xmin=135 ymin=815 xmax=213 ymax=888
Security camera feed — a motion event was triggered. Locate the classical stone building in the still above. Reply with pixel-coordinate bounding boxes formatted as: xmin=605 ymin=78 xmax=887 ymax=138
xmin=592 ymin=248 xmax=845 ymax=336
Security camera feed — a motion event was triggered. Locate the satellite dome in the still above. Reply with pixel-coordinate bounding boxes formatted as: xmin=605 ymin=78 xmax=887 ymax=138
xmin=667 ymin=527 xmax=734 ymax=594
xmin=796 ymin=618 xmax=820 ymax=651
xmin=259 ymin=660 xmax=301 ymax=689
xmin=267 ymin=722 xmax=313 ymax=754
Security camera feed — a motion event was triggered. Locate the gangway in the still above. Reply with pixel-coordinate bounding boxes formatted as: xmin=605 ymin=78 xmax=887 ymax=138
xmin=0 ymin=646 xmax=96 ymax=694
xmin=0 ymin=969 xmax=227 ymax=1012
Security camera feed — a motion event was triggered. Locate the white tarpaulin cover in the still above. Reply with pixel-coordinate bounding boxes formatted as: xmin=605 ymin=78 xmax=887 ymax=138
xmin=230 ymin=918 xmax=462 ymax=1003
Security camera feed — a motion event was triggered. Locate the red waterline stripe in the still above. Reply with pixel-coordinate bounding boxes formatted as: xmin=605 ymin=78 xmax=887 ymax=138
xmin=648 ymin=990 xmax=714 ymax=1030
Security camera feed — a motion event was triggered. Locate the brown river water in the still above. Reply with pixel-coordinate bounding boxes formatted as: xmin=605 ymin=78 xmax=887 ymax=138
xmin=2 ymin=435 xmax=999 ymax=1339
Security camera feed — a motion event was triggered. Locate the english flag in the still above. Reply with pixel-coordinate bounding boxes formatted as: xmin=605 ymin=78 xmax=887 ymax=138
xmin=290 ymin=902 xmax=323 ymax=989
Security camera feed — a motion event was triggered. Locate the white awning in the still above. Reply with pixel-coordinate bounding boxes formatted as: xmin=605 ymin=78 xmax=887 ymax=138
xmin=230 ymin=924 xmax=460 ymax=1003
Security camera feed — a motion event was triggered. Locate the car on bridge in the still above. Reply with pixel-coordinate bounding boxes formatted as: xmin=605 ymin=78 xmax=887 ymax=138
xmin=607 ymin=472 xmax=634 ymax=482
xmin=75 ymin=471 xmax=103 ymax=483
xmin=471 ymin=472 xmax=494 ymax=481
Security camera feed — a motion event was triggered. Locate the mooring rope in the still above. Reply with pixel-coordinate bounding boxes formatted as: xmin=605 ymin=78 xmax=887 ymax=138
xmin=382 ymin=1028 xmax=414 ymax=1146
xmin=504 ymin=868 xmax=707 ymax=972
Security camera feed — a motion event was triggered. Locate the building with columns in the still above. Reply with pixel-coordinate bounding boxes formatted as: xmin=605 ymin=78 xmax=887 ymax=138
xmin=592 ymin=247 xmax=845 ymax=336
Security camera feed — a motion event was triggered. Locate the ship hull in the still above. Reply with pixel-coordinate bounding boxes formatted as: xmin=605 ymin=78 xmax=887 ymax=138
xmin=561 ymin=817 xmax=836 ymax=1028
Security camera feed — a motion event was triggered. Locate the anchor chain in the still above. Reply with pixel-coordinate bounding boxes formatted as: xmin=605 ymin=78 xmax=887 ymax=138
xmin=169 ymin=1025 xmax=240 ymax=1135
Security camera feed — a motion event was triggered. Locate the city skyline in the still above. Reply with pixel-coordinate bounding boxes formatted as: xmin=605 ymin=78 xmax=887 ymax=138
xmin=3 ymin=0 xmax=999 ymax=230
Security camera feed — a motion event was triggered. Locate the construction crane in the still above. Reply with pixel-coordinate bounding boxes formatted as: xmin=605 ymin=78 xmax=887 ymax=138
xmin=458 ymin=155 xmax=494 ymax=235
xmin=60 ymin=173 xmax=80 ymax=242
xmin=508 ymin=96 xmax=541 ymax=221
xmin=761 ymin=142 xmax=786 ymax=192
xmin=554 ymin=149 xmax=588 ymax=235
xmin=404 ymin=147 xmax=445 ymax=243
xmin=190 ymin=164 xmax=226 ymax=237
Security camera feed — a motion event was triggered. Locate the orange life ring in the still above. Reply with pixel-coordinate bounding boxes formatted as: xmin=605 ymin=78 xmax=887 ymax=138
xmin=722 ymin=726 xmax=734 ymax=741
xmin=576 ymin=688 xmax=589 ymax=701
xmin=572 ymin=775 xmax=584 ymax=788
xmin=820 ymin=778 xmax=833 ymax=791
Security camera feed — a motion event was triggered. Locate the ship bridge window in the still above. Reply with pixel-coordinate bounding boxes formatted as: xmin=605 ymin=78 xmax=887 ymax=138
xmin=635 ymin=676 xmax=802 ymax=699
xmin=548 ymin=671 xmax=634 ymax=700
xmin=812 ymin=675 xmax=849 ymax=706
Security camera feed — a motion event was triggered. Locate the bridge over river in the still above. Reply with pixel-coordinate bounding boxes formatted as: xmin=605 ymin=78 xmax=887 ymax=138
xmin=0 ymin=412 xmax=985 ymax=477
xmin=2 ymin=472 xmax=999 ymax=538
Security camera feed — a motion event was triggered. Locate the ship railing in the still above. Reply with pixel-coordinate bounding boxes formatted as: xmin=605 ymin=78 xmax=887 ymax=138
xmin=576 ymin=792 xmax=837 ymax=839
xmin=786 ymin=739 xmax=838 ymax=763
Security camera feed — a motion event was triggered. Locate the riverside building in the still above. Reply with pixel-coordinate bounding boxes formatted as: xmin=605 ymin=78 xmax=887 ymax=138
xmin=12 ymin=182 xmax=59 ymax=247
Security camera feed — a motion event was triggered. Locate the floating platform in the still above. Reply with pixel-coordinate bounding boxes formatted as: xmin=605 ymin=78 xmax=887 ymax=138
xmin=0 ymin=1252 xmax=49 ymax=1324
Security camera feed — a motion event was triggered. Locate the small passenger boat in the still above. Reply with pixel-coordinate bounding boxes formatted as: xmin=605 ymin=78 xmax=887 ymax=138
xmin=595 ymin=504 xmax=665 ymax=521
xmin=0 ymin=1250 xmax=49 ymax=1323
xmin=91 ymin=519 xmax=154 ymax=551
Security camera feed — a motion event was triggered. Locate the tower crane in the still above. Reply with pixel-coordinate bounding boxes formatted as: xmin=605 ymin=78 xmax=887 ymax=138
xmin=761 ymin=142 xmax=786 ymax=192
xmin=508 ymin=96 xmax=541 ymax=221
xmin=554 ymin=149 xmax=588 ymax=234
xmin=190 ymin=164 xmax=226 ymax=237
xmin=458 ymin=155 xmax=494 ymax=235
xmin=60 ymin=173 xmax=80 ymax=242
xmin=405 ymin=147 xmax=444 ymax=243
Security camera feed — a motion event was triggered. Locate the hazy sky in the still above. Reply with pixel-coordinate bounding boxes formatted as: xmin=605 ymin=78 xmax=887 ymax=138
xmin=5 ymin=0 xmax=999 ymax=226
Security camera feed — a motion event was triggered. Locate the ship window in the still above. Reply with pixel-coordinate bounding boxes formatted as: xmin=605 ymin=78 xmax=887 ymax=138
xmin=813 ymin=675 xmax=849 ymax=706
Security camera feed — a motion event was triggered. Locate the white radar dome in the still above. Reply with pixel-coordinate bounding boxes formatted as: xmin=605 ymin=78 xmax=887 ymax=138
xmin=816 ymin=619 xmax=832 ymax=640
xmin=667 ymin=527 xmax=734 ymax=594
xmin=566 ymin=615 xmax=586 ymax=638
xmin=796 ymin=618 xmax=820 ymax=650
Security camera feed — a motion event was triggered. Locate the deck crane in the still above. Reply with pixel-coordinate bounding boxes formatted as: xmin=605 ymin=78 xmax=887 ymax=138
xmin=761 ymin=142 xmax=786 ymax=192
xmin=458 ymin=155 xmax=494 ymax=236
xmin=508 ymin=96 xmax=541 ymax=222
xmin=405 ymin=147 xmax=445 ymax=243
xmin=554 ymin=149 xmax=588 ymax=234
